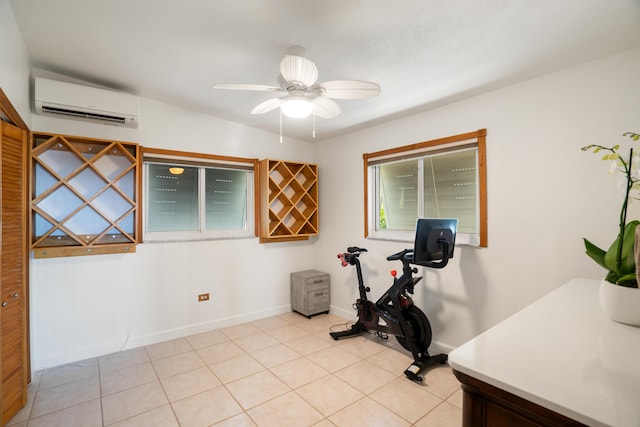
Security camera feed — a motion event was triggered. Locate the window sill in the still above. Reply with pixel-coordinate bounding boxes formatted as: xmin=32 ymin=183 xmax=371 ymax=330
xmin=366 ymin=230 xmax=479 ymax=247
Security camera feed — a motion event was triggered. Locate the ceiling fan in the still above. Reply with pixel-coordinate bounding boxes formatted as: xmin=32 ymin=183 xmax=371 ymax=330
xmin=212 ymin=46 xmax=381 ymax=120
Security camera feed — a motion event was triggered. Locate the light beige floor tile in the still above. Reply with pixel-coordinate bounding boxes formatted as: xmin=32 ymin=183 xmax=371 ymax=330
xmin=267 ymin=324 xmax=309 ymax=342
xmin=27 ymin=399 xmax=102 ymax=427
xmin=100 ymin=361 xmax=157 ymax=396
xmin=306 ymin=346 xmax=361 ymax=373
xmin=109 ymin=404 xmax=179 ymax=427
xmin=101 ymin=381 xmax=168 ymax=425
xmin=171 ymin=386 xmax=243 ymax=426
xmin=248 ymin=391 xmax=324 ymax=427
xmin=421 ymin=366 xmax=461 ymax=399
xmin=366 ymin=347 xmax=414 ymax=376
xmin=39 ymin=359 xmax=98 ymax=390
xmin=99 ymin=347 xmax=150 ymax=374
xmin=312 ymin=420 xmax=337 ymax=427
xmin=296 ymin=375 xmax=364 ymax=416
xmin=185 ymin=328 xmax=229 ymax=349
xmin=414 ymin=400 xmax=462 ymax=427
xmin=145 ymin=338 xmax=193 ymax=360
xmin=234 ymin=332 xmax=280 ymax=353
xmin=197 ymin=340 xmax=246 ymax=365
xmin=151 ymin=351 xmax=205 ymax=378
xmin=294 ymin=316 xmax=335 ymax=334
xmin=314 ymin=329 xmax=344 ymax=345
xmin=252 ymin=315 xmax=291 ymax=331
xmin=334 ymin=360 xmax=398 ymax=394
xmin=209 ymin=353 xmax=265 ymax=384
xmin=336 ymin=334 xmax=388 ymax=358
xmin=328 ymin=396 xmax=409 ymax=427
xmin=17 ymin=316 xmax=463 ymax=427
xmin=322 ymin=314 xmax=352 ymax=325
xmin=447 ymin=388 xmax=463 ymax=408
xmin=212 ymin=412 xmax=257 ymax=426
xmin=226 ymin=370 xmax=290 ymax=410
xmin=250 ymin=343 xmax=301 ymax=368
xmin=284 ymin=334 xmax=333 ymax=356
xmin=270 ymin=357 xmax=329 ymax=389
xmin=31 ymin=376 xmax=100 ymax=418
xmin=213 ymin=412 xmax=256 ymax=427
xmin=221 ymin=322 xmax=263 ymax=340
xmin=278 ymin=311 xmax=308 ymax=324
xmin=160 ymin=366 xmax=221 ymax=402
xmin=369 ymin=378 xmax=442 ymax=424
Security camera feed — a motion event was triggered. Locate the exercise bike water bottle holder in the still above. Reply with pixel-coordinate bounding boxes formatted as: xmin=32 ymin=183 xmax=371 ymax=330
xmin=330 ymin=218 xmax=458 ymax=383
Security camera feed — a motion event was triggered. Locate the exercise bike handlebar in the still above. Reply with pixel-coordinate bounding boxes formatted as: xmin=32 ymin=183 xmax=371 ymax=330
xmin=386 ymin=248 xmax=413 ymax=262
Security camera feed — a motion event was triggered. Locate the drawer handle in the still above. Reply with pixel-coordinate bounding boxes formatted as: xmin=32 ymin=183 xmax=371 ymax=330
xmin=314 ymin=292 xmax=325 ymax=297
xmin=312 ymin=279 xmax=324 ymax=284
xmin=1 ymin=301 xmax=7 ymax=307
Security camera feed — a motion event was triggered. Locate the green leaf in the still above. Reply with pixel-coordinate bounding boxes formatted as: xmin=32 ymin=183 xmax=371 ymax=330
xmin=583 ymin=238 xmax=607 ymax=270
xmin=604 ymin=220 xmax=640 ymax=275
xmin=617 ymin=272 xmax=637 ymax=283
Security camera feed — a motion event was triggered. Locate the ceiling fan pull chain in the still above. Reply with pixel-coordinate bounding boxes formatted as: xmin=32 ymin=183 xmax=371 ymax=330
xmin=279 ymin=109 xmax=283 ymax=143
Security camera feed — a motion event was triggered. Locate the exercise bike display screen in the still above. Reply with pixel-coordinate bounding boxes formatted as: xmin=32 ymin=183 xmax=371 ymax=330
xmin=412 ymin=218 xmax=457 ymax=264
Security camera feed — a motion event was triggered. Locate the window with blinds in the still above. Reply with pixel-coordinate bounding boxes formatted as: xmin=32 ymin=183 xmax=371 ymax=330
xmin=143 ymin=148 xmax=256 ymax=242
xmin=364 ymin=129 xmax=487 ymax=247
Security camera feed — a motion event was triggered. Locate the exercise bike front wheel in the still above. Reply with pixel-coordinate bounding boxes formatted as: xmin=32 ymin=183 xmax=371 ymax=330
xmin=396 ymin=306 xmax=432 ymax=354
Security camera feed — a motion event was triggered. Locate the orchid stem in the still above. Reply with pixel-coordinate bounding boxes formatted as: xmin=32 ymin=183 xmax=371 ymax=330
xmin=616 ymin=148 xmax=633 ymax=274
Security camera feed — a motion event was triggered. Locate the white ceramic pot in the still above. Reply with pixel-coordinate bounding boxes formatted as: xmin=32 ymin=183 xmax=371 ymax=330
xmin=599 ymin=279 xmax=640 ymax=326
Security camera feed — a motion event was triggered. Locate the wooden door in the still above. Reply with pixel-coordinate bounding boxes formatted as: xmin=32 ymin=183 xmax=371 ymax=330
xmin=0 ymin=120 xmax=28 ymax=426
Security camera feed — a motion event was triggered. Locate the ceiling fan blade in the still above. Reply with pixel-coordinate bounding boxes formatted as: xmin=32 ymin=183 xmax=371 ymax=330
xmin=250 ymin=97 xmax=284 ymax=114
xmin=212 ymin=84 xmax=282 ymax=92
xmin=312 ymin=97 xmax=341 ymax=118
xmin=318 ymin=80 xmax=381 ymax=99
xmin=280 ymin=55 xmax=318 ymax=86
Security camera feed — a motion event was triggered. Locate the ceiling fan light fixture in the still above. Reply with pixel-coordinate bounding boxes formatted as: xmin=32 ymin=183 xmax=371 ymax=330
xmin=281 ymin=96 xmax=313 ymax=118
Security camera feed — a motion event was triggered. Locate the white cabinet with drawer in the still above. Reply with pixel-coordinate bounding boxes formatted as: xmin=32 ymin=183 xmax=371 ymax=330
xmin=290 ymin=270 xmax=330 ymax=318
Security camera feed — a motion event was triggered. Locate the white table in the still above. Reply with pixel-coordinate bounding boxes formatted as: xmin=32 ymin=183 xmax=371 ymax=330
xmin=448 ymin=278 xmax=640 ymax=427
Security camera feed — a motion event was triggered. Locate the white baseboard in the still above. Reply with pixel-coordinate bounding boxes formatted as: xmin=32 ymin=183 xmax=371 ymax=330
xmin=33 ymin=304 xmax=291 ymax=372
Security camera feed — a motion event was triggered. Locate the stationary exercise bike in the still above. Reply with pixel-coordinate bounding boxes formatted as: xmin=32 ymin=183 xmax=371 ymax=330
xmin=330 ymin=218 xmax=457 ymax=382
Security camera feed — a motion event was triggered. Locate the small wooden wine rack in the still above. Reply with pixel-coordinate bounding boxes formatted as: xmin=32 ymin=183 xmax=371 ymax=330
xmin=30 ymin=132 xmax=140 ymax=258
xmin=259 ymin=159 xmax=318 ymax=243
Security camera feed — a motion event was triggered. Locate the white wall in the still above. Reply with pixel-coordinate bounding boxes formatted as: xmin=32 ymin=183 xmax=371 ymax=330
xmin=28 ymin=97 xmax=318 ymax=370
xmin=0 ymin=0 xmax=30 ymax=123
xmin=313 ymin=47 xmax=640 ymax=353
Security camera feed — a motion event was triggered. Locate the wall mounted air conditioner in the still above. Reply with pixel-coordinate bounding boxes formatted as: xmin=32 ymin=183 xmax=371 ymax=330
xmin=34 ymin=77 xmax=140 ymax=128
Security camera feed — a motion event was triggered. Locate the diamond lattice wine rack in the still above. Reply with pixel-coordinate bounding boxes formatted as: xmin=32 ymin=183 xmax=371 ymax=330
xmin=31 ymin=132 xmax=140 ymax=258
xmin=259 ymin=159 xmax=318 ymax=243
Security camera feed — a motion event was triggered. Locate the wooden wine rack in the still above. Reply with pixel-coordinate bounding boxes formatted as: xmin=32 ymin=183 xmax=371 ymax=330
xmin=259 ymin=159 xmax=318 ymax=243
xmin=30 ymin=132 xmax=140 ymax=258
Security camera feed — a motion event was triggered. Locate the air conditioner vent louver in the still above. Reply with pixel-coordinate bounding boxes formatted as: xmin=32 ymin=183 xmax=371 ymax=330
xmin=34 ymin=77 xmax=139 ymax=128
xmin=41 ymin=105 xmax=127 ymax=125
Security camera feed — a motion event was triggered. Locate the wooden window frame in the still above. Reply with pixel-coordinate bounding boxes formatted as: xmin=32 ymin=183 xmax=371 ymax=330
xmin=363 ymin=129 xmax=487 ymax=247
xmin=141 ymin=147 xmax=258 ymax=242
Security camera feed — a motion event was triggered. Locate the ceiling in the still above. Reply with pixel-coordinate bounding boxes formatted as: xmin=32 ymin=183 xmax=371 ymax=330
xmin=9 ymin=0 xmax=640 ymax=142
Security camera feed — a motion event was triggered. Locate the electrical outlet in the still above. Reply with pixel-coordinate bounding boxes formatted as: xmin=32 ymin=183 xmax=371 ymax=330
xmin=198 ymin=293 xmax=210 ymax=302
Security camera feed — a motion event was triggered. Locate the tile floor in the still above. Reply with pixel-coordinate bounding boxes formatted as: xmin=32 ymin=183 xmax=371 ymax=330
xmin=8 ymin=312 xmax=462 ymax=427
